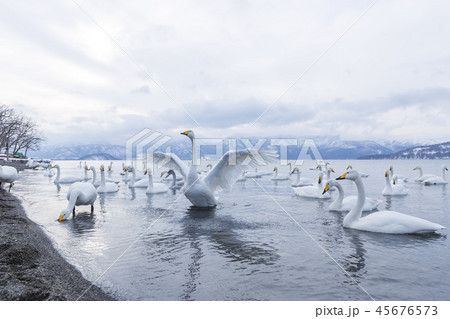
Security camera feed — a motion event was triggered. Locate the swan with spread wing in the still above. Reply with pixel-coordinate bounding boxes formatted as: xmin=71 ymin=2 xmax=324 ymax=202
xmin=152 ymin=130 xmax=277 ymax=207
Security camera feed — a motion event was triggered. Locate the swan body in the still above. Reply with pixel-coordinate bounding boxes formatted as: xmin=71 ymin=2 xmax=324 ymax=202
xmin=271 ymin=167 xmax=290 ymax=181
xmin=423 ymin=165 xmax=448 ymax=185
xmin=382 ymin=171 xmax=408 ymax=196
xmin=52 ymin=164 xmax=83 ymax=184
xmin=146 ymin=169 xmax=169 ymax=194
xmin=293 ymin=173 xmax=330 ymax=199
xmin=324 ymin=179 xmax=380 ymax=212
xmin=329 ymin=170 xmax=445 ymax=234
xmin=97 ymin=165 xmax=119 ymax=193
xmin=128 ymin=168 xmax=148 ymax=188
xmin=291 ymin=167 xmax=313 ymax=187
xmin=153 ymin=130 xmax=277 ymax=207
xmin=59 ymin=182 xmax=97 ymax=221
xmin=162 ymin=169 xmax=184 ymax=189
xmin=0 ymin=165 xmax=18 ymax=191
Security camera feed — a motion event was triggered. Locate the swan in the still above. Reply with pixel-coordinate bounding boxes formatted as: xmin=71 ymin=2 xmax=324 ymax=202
xmin=389 ymin=165 xmax=408 ymax=182
xmin=146 ymin=169 xmax=169 ymax=194
xmin=108 ymin=162 xmax=113 ymax=172
xmin=0 ymin=165 xmax=18 ymax=191
xmin=128 ymin=167 xmax=148 ymax=188
xmin=244 ymin=167 xmax=262 ymax=178
xmin=52 ymin=164 xmax=83 ymax=184
xmin=413 ymin=166 xmax=436 ymax=182
xmin=423 ymin=165 xmax=448 ymax=185
xmin=271 ymin=167 xmax=290 ymax=181
xmin=152 ymin=130 xmax=277 ymax=207
xmin=290 ymin=167 xmax=313 ymax=187
xmin=293 ymin=173 xmax=330 ymax=199
xmin=58 ymin=182 xmax=97 ymax=221
xmin=331 ymin=170 xmax=445 ymax=234
xmin=162 ymin=169 xmax=184 ymax=189
xmin=97 ymin=165 xmax=119 ymax=193
xmin=323 ymin=179 xmax=380 ymax=212
xmin=382 ymin=171 xmax=408 ymax=196
xmin=346 ymin=165 xmax=369 ymax=178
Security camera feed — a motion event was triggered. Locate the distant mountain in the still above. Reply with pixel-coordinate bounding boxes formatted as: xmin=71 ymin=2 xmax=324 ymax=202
xmin=29 ymin=137 xmax=418 ymax=161
xmin=360 ymin=141 xmax=450 ymax=159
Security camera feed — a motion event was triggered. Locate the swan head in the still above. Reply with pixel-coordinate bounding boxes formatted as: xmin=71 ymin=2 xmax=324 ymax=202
xmin=318 ymin=174 xmax=323 ymax=184
xmin=181 ymin=130 xmax=195 ymax=140
xmin=144 ymin=169 xmax=149 ymax=175
xmin=322 ymin=180 xmax=338 ymax=194
xmin=329 ymin=168 xmax=335 ymax=173
xmin=384 ymin=171 xmax=389 ymax=177
xmin=413 ymin=166 xmax=419 ymax=170
xmin=336 ymin=169 xmax=360 ymax=180
xmin=206 ymin=164 xmax=212 ymax=168
xmin=389 ymin=165 xmax=393 ymax=172
xmin=100 ymin=165 xmax=105 ymax=172
xmin=291 ymin=168 xmax=297 ymax=174
xmin=442 ymin=165 xmax=448 ymax=171
xmin=58 ymin=209 xmax=71 ymax=222
xmin=346 ymin=165 xmax=352 ymax=170
xmin=273 ymin=167 xmax=278 ymax=171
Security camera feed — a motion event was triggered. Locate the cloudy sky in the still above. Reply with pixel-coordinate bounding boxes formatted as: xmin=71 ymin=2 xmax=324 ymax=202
xmin=1 ymin=0 xmax=450 ymax=146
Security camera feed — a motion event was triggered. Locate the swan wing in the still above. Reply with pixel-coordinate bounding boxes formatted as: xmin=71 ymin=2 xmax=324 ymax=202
xmin=152 ymin=152 xmax=189 ymax=179
xmin=204 ymin=149 xmax=278 ymax=193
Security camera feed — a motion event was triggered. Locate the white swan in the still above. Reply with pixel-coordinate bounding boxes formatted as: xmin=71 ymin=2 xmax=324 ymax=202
xmin=389 ymin=165 xmax=408 ymax=182
xmin=271 ymin=167 xmax=290 ymax=181
xmin=97 ymin=165 xmax=119 ymax=193
xmin=423 ymin=165 xmax=448 ymax=185
xmin=146 ymin=169 xmax=169 ymax=194
xmin=244 ymin=167 xmax=262 ymax=178
xmin=382 ymin=171 xmax=408 ymax=196
xmin=0 ymin=165 xmax=18 ymax=191
xmin=323 ymin=179 xmax=380 ymax=212
xmin=58 ymin=182 xmax=97 ymax=221
xmin=107 ymin=162 xmax=113 ymax=172
xmin=128 ymin=167 xmax=148 ymax=188
xmin=290 ymin=167 xmax=313 ymax=187
xmin=162 ymin=169 xmax=184 ymax=189
xmin=413 ymin=166 xmax=436 ymax=182
xmin=333 ymin=170 xmax=445 ymax=234
xmin=346 ymin=165 xmax=369 ymax=178
xmin=152 ymin=130 xmax=277 ymax=207
xmin=52 ymin=164 xmax=83 ymax=184
xmin=293 ymin=173 xmax=330 ymax=199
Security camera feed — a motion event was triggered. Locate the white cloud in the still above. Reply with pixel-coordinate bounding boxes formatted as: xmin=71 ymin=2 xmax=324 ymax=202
xmin=1 ymin=0 xmax=450 ymax=146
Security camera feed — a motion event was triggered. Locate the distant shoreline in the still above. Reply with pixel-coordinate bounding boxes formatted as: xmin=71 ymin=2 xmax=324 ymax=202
xmin=0 ymin=191 xmax=115 ymax=301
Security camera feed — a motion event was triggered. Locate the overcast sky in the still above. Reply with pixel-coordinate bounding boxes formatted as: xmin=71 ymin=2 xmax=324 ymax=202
xmin=1 ymin=0 xmax=450 ymax=146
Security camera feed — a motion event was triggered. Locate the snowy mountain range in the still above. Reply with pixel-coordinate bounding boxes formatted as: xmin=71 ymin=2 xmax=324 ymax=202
xmin=361 ymin=141 xmax=450 ymax=160
xmin=29 ymin=136 xmax=421 ymax=161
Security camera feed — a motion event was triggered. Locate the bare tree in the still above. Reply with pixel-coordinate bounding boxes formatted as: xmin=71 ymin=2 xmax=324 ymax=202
xmin=0 ymin=105 xmax=44 ymax=158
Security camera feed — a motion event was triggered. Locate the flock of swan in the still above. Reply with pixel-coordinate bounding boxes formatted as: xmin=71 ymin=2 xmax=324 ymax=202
xmin=1 ymin=130 xmax=448 ymax=235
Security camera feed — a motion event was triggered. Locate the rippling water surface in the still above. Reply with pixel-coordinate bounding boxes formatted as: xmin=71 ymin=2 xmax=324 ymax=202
xmin=13 ymin=160 xmax=450 ymax=300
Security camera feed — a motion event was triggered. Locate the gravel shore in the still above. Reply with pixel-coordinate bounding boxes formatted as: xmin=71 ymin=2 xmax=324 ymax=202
xmin=0 ymin=191 xmax=115 ymax=301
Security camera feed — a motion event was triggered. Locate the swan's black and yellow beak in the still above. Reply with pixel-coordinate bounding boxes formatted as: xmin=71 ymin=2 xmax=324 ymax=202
xmin=322 ymin=184 xmax=330 ymax=195
xmin=336 ymin=172 xmax=347 ymax=180
xmin=291 ymin=168 xmax=296 ymax=174
xmin=318 ymin=176 xmax=322 ymax=184
xmin=144 ymin=169 xmax=148 ymax=175
xmin=346 ymin=165 xmax=351 ymax=170
xmin=273 ymin=167 xmax=277 ymax=171
xmin=393 ymin=179 xmax=396 ymax=185
xmin=413 ymin=167 xmax=418 ymax=170
xmin=330 ymin=168 xmax=335 ymax=173
xmin=181 ymin=130 xmax=190 ymax=136
xmin=384 ymin=171 xmax=388 ymax=177
xmin=58 ymin=214 xmax=64 ymax=222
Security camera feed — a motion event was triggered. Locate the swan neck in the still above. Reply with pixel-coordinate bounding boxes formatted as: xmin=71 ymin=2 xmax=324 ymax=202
xmin=295 ymin=171 xmax=300 ymax=183
xmin=66 ymin=189 xmax=82 ymax=213
xmin=335 ymin=182 xmax=344 ymax=205
xmin=100 ymin=170 xmax=106 ymax=186
xmin=148 ymin=173 xmax=153 ymax=188
xmin=91 ymin=169 xmax=96 ymax=185
xmin=442 ymin=167 xmax=447 ymax=179
xmin=344 ymin=177 xmax=365 ymax=227
xmin=385 ymin=174 xmax=392 ymax=191
xmin=191 ymin=137 xmax=198 ymax=167
xmin=55 ymin=166 xmax=61 ymax=181
xmin=417 ymin=167 xmax=423 ymax=177
xmin=171 ymin=171 xmax=176 ymax=187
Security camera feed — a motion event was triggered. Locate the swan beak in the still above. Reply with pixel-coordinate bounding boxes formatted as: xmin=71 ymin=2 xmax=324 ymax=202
xmin=336 ymin=172 xmax=347 ymax=180
xmin=322 ymin=184 xmax=329 ymax=195
xmin=291 ymin=169 xmax=296 ymax=174
xmin=318 ymin=176 xmax=322 ymax=184
xmin=413 ymin=167 xmax=418 ymax=170
xmin=273 ymin=167 xmax=276 ymax=171
xmin=58 ymin=215 xmax=64 ymax=222
xmin=346 ymin=166 xmax=350 ymax=170
xmin=181 ymin=131 xmax=189 ymax=135
xmin=160 ymin=173 xmax=163 ymax=177
xmin=393 ymin=179 xmax=396 ymax=185
xmin=330 ymin=168 xmax=335 ymax=173
xmin=385 ymin=171 xmax=388 ymax=177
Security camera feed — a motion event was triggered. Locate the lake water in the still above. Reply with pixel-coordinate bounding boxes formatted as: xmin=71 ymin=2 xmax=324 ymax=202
xmin=13 ymin=160 xmax=450 ymax=301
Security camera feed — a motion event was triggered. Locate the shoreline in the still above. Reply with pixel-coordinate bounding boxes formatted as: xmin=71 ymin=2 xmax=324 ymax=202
xmin=0 ymin=191 xmax=115 ymax=301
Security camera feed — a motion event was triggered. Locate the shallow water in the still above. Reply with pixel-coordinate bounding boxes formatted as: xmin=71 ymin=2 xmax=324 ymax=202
xmin=13 ymin=160 xmax=450 ymax=300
